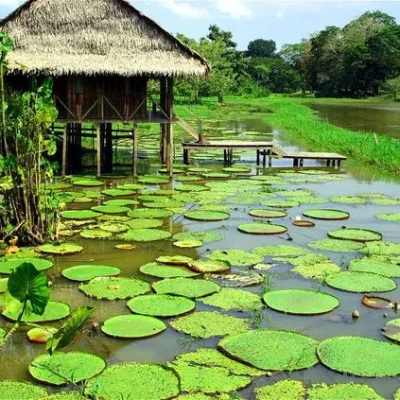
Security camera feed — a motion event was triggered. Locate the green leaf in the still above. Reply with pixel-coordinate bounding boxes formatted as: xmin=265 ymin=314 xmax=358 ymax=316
xmin=7 ymin=263 xmax=50 ymax=317
xmin=46 ymin=306 xmax=94 ymax=355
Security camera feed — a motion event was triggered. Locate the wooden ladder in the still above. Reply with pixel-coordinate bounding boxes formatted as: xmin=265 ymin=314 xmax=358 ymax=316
xmin=176 ymin=117 xmax=202 ymax=141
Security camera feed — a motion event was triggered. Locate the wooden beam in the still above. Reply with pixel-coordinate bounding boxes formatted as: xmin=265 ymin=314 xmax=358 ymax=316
xmin=62 ymin=124 xmax=67 ymax=177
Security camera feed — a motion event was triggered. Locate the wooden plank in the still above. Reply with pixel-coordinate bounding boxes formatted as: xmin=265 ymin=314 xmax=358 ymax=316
xmin=282 ymin=151 xmax=347 ymax=160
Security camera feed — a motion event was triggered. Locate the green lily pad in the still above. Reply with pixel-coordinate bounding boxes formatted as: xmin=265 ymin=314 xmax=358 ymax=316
xmin=184 ymin=211 xmax=230 ymax=221
xmin=73 ymin=179 xmax=104 ymax=187
xmin=263 ymin=289 xmax=340 ymax=315
xmin=153 ymin=278 xmax=220 ymax=299
xmin=238 ymin=223 xmax=287 ymax=235
xmin=188 ymin=168 xmax=211 ymax=173
xmin=255 ymin=380 xmax=306 ymax=400
xmin=127 ymin=294 xmax=195 ymax=317
xmin=275 ymin=253 xmax=330 ymax=267
xmin=62 ymin=265 xmax=121 ymax=282
xmin=325 ymin=271 xmax=396 ymax=293
xmin=330 ymin=196 xmax=367 ymax=204
xmin=60 ymin=210 xmax=101 ymax=220
xmin=41 ymin=392 xmax=87 ymax=400
xmin=208 ymin=271 xmax=264 ymax=288
xmin=101 ymin=315 xmax=166 ymax=338
xmin=29 ymin=352 xmax=106 ymax=385
xmin=0 ymin=381 xmax=48 ymax=399
xmin=173 ymin=240 xmax=203 ymax=248
xmin=80 ymin=277 xmax=151 ymax=300
xmin=377 ymin=213 xmax=400 ymax=222
xmin=190 ymin=260 xmax=230 ymax=274
xmin=117 ymin=183 xmax=146 ymax=191
xmin=349 ymin=258 xmax=400 ymax=278
xmin=84 ymin=363 xmax=179 ymax=400
xmin=138 ymin=175 xmax=170 ymax=184
xmin=261 ymin=200 xmax=300 ymax=208
xmin=102 ymin=189 xmax=135 ymax=197
xmin=362 ymin=241 xmax=400 ymax=255
xmin=176 ymin=185 xmax=208 ymax=192
xmin=202 ymin=173 xmax=231 ymax=179
xmin=172 ymin=231 xmax=224 ymax=244
xmin=91 ymin=205 xmax=130 ymax=214
xmin=99 ymin=222 xmax=129 ymax=233
xmin=292 ymin=262 xmax=341 ymax=280
xmin=249 ymin=209 xmax=287 ymax=218
xmin=39 ymin=243 xmax=83 ymax=255
xmin=175 ymin=175 xmax=203 ymax=182
xmin=206 ymin=249 xmax=263 ymax=267
xmin=103 ymin=199 xmax=138 ymax=206
xmin=327 ymin=228 xmax=382 ymax=242
xmin=140 ymin=262 xmax=199 ymax=278
xmin=170 ymin=311 xmax=249 ymax=338
xmin=218 ymin=329 xmax=318 ymax=371
xmin=126 ymin=219 xmax=164 ymax=229
xmin=317 ymin=336 xmax=400 ymax=377
xmin=200 ymin=288 xmax=263 ymax=311
xmin=157 ymin=255 xmax=193 ymax=266
xmin=73 ymin=197 xmax=93 ymax=204
xmin=118 ymin=229 xmax=171 ymax=242
xmin=128 ymin=209 xmax=173 ymax=219
xmin=0 ymin=258 xmax=53 ymax=275
xmin=0 ymin=277 xmax=8 ymax=292
xmin=159 ymin=168 xmax=185 ymax=174
xmin=26 ymin=327 xmax=58 ymax=344
xmin=80 ymin=229 xmax=113 ymax=239
xmin=302 ymin=209 xmax=350 ymax=220
xmin=307 ymin=383 xmax=384 ymax=400
xmin=381 ymin=318 xmax=400 ymax=343
xmin=3 ymin=301 xmax=70 ymax=323
xmin=222 ymin=166 xmax=251 ymax=173
xmin=253 ymin=245 xmax=309 ymax=258
xmin=308 ymin=239 xmax=364 ymax=252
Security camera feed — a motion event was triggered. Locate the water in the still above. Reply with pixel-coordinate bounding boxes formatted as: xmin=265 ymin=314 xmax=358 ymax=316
xmin=1 ymin=116 xmax=400 ymax=399
xmin=308 ymin=102 xmax=400 ymax=139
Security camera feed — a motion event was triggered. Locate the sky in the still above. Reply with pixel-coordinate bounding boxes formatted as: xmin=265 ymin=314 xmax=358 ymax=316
xmin=0 ymin=0 xmax=400 ymax=50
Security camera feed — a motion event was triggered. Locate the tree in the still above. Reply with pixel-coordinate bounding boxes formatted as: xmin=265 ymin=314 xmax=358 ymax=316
xmin=246 ymin=39 xmax=277 ymax=58
xmin=381 ymin=76 xmax=400 ymax=100
xmin=207 ymin=25 xmax=237 ymax=49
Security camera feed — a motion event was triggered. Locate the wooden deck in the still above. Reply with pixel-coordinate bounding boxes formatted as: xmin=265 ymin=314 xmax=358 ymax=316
xmin=281 ymin=151 xmax=347 ymax=167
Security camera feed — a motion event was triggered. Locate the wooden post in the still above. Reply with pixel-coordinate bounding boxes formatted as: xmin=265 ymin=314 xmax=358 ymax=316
xmin=223 ymin=149 xmax=227 ymax=165
xmin=293 ymin=158 xmax=299 ymax=167
xmin=62 ymin=124 xmax=67 ymax=177
xmin=337 ymin=160 xmax=341 ymax=168
xmin=96 ymin=124 xmax=101 ymax=177
xmin=262 ymin=151 xmax=267 ymax=168
xmin=326 ymin=159 xmax=331 ymax=167
xmin=166 ymin=77 xmax=174 ymax=177
xmin=300 ymin=159 xmax=304 ymax=167
xmin=268 ymin=148 xmax=273 ymax=168
xmin=104 ymin=123 xmax=113 ymax=173
xmin=256 ymin=150 xmax=260 ymax=166
xmin=132 ymin=123 xmax=138 ymax=178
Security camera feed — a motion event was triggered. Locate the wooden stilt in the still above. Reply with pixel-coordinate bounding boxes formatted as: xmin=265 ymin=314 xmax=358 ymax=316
xmin=132 ymin=123 xmax=138 ymax=178
xmin=262 ymin=151 xmax=267 ymax=168
xmin=104 ymin=123 xmax=113 ymax=173
xmin=96 ymin=124 xmax=101 ymax=177
xmin=293 ymin=158 xmax=299 ymax=167
xmin=300 ymin=159 xmax=304 ymax=167
xmin=165 ymin=123 xmax=173 ymax=177
xmin=229 ymin=149 xmax=233 ymax=165
xmin=62 ymin=124 xmax=67 ymax=177
xmin=223 ymin=150 xmax=227 ymax=165
xmin=256 ymin=150 xmax=260 ymax=166
xmin=337 ymin=160 xmax=341 ymax=168
xmin=268 ymin=149 xmax=272 ymax=168
xmin=183 ymin=148 xmax=189 ymax=165
xmin=326 ymin=159 xmax=331 ymax=167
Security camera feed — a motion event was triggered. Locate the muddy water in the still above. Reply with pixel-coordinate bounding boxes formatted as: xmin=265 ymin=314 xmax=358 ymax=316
xmin=1 ymin=117 xmax=400 ymax=399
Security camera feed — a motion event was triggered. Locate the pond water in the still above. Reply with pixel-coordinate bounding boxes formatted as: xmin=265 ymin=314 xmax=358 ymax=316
xmin=1 ymin=115 xmax=400 ymax=399
xmin=309 ymin=102 xmax=400 ymax=139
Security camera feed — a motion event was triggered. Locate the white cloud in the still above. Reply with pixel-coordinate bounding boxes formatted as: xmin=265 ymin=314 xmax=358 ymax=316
xmin=215 ymin=0 xmax=252 ymax=19
xmin=161 ymin=0 xmax=209 ymax=18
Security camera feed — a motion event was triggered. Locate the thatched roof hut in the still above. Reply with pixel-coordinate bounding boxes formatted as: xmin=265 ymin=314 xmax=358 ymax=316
xmin=0 ymin=0 xmax=210 ymax=77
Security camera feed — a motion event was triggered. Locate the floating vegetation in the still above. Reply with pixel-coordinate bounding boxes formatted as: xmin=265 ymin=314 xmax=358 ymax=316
xmin=102 ymin=315 xmax=166 ymax=338
xmin=255 ymin=380 xmax=306 ymax=400
xmin=60 ymin=210 xmax=100 ymax=220
xmin=43 ymin=392 xmax=87 ymax=400
xmin=0 ymin=381 xmax=48 ymax=399
xmin=170 ymin=311 xmax=249 ymax=338
xmin=138 ymin=175 xmax=170 ymax=184
xmin=172 ymin=231 xmax=224 ymax=243
xmin=362 ymin=294 xmax=393 ymax=309
xmin=117 ymin=229 xmax=172 ymax=242
xmin=200 ymin=288 xmax=263 ymax=311
xmin=29 ymin=352 xmax=106 ymax=385
xmin=308 ymin=239 xmax=364 ymax=252
xmin=362 ymin=241 xmax=400 ymax=255
xmin=349 ymin=258 xmax=400 ymax=278
xmin=62 ymin=265 xmax=121 ymax=282
xmin=0 ymin=258 xmax=53 ymax=274
xmin=249 ymin=209 xmax=287 ymax=218
xmin=127 ymin=209 xmax=173 ymax=219
xmin=140 ymin=262 xmax=199 ymax=279
xmin=261 ymin=199 xmax=300 ymax=208
xmin=327 ymin=228 xmax=382 ymax=243
xmin=303 ymin=209 xmax=350 ymax=221
xmin=223 ymin=166 xmax=251 ymax=173
xmin=98 ymin=222 xmax=128 ymax=234
xmin=317 ymin=336 xmax=400 ymax=377
xmin=263 ymin=289 xmax=340 ymax=315
xmin=176 ymin=184 xmax=209 ymax=192
xmin=296 ymin=196 xmax=329 ymax=204
xmin=175 ymin=175 xmax=203 ymax=182
xmin=72 ymin=179 xmax=104 ymax=187
xmin=3 ymin=301 xmax=70 ymax=323
xmin=238 ymin=223 xmax=287 ymax=235
xmin=292 ymin=262 xmax=341 ymax=280
xmin=117 ymin=183 xmax=146 ymax=191
xmin=376 ymin=213 xmax=400 ymax=222
xmin=91 ymin=205 xmax=130 ymax=214
xmin=126 ymin=219 xmax=164 ymax=230
xmin=207 ymin=271 xmax=264 ymax=287
xmin=153 ymin=278 xmax=220 ymax=299
xmin=253 ymin=245 xmax=309 ymax=258
xmin=293 ymin=220 xmax=315 ymax=227
xmin=307 ymin=383 xmax=384 ymax=400
xmin=190 ymin=260 xmax=230 ymax=274
xmin=80 ymin=229 xmax=112 ymax=239
xmin=381 ymin=318 xmax=400 ymax=343
xmin=173 ymin=240 xmax=203 ymax=248
xmin=206 ymin=249 xmax=263 ymax=267
xmin=38 ymin=243 xmax=83 ymax=255
xmin=102 ymin=189 xmax=135 ymax=197
xmin=0 ymin=278 xmax=8 ymax=293
xmin=218 ymin=329 xmax=318 ymax=371
xmin=202 ymin=173 xmax=231 ymax=179
xmin=103 ymin=199 xmax=138 ymax=206
xmin=184 ymin=211 xmax=230 ymax=221
xmin=325 ymin=271 xmax=396 ymax=293
xmin=157 ymin=255 xmax=193 ymax=266
xmin=330 ymin=196 xmax=367 ymax=204
xmin=80 ymin=277 xmax=151 ymax=300
xmin=115 ymin=244 xmax=137 ymax=250
xmin=26 ymin=327 xmax=58 ymax=344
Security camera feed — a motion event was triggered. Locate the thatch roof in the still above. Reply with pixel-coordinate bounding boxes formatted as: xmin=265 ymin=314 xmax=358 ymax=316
xmin=0 ymin=0 xmax=210 ymax=77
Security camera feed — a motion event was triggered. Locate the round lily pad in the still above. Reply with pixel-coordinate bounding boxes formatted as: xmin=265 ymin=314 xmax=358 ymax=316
xmin=126 ymin=219 xmax=164 ymax=229
xmin=3 ymin=301 xmax=70 ymax=323
xmin=249 ymin=209 xmax=287 ymax=218
xmin=253 ymin=245 xmax=309 ymax=258
xmin=91 ymin=205 xmax=130 ymax=214
xmin=238 ymin=223 xmax=287 ymax=235
xmin=140 ymin=262 xmax=199 ymax=278
xmin=208 ymin=271 xmax=264 ymax=288
xmin=222 ymin=166 xmax=251 ymax=173
xmin=303 ymin=209 xmax=350 ymax=221
xmin=349 ymin=258 xmax=400 ymax=278
xmin=128 ymin=209 xmax=173 ymax=219
xmin=118 ymin=229 xmax=171 ymax=242
xmin=84 ymin=363 xmax=179 ymax=400
xmin=39 ymin=243 xmax=83 ymax=255
xmin=159 ymin=168 xmax=185 ymax=174
xmin=102 ymin=189 xmax=134 ymax=197
xmin=381 ymin=318 xmax=400 ymax=343
xmin=176 ymin=185 xmax=208 ymax=192
xmin=103 ymin=199 xmax=138 ymax=207
xmin=0 ymin=258 xmax=53 ymax=274
xmin=170 ymin=311 xmax=249 ymax=338
xmin=307 ymin=383 xmax=384 ymax=400
xmin=117 ymin=183 xmax=146 ymax=191
xmin=153 ymin=278 xmax=220 ymax=299
xmin=26 ymin=327 xmax=58 ymax=344
xmin=0 ymin=381 xmax=48 ymax=399
xmin=317 ymin=336 xmax=400 ymax=377
xmin=127 ymin=294 xmax=195 ymax=317
xmin=73 ymin=179 xmax=104 ymax=187
xmin=255 ymin=380 xmax=306 ymax=400
xmin=80 ymin=229 xmax=112 ymax=239
xmin=206 ymin=249 xmax=263 ymax=267
xmin=362 ymin=241 xmax=400 ymax=255
xmin=172 ymin=231 xmax=224 ymax=244
xmin=99 ymin=223 xmax=128 ymax=233
xmin=308 ymin=239 xmax=364 ymax=252
xmin=80 ymin=277 xmax=151 ymax=300
xmin=175 ymin=175 xmax=203 ymax=182
xmin=138 ymin=175 xmax=170 ymax=184
xmin=184 ymin=211 xmax=230 ymax=221
xmin=173 ymin=240 xmax=203 ymax=248
xmin=292 ymin=262 xmax=341 ymax=281
xmin=202 ymin=173 xmax=231 ymax=179
xmin=190 ymin=260 xmax=230 ymax=274
xmin=218 ymin=329 xmax=318 ymax=371
xmin=29 ymin=352 xmax=106 ymax=385
xmin=327 ymin=228 xmax=382 ymax=243
xmin=263 ymin=290 xmax=340 ymax=315
xmin=60 ymin=210 xmax=101 ymax=220
xmin=200 ymin=288 xmax=263 ymax=311
xmin=157 ymin=255 xmax=193 ymax=266
xmin=115 ymin=244 xmax=137 ymax=250
xmin=326 ymin=271 xmax=396 ymax=293
xmin=377 ymin=213 xmax=400 ymax=223
xmin=62 ymin=265 xmax=121 ymax=282
xmin=43 ymin=392 xmax=87 ymax=400
xmin=261 ymin=200 xmax=300 ymax=208
xmin=102 ymin=315 xmax=166 ymax=338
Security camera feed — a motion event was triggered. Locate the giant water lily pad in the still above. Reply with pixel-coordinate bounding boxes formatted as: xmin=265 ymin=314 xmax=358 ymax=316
xmin=127 ymin=295 xmax=195 ymax=317
xmin=238 ymin=223 xmax=287 ymax=235
xmin=218 ymin=329 xmax=318 ymax=371
xmin=42 ymin=392 xmax=87 ymax=400
xmin=91 ymin=205 xmax=130 ymax=214
xmin=261 ymin=200 xmax=300 ymax=208
xmin=102 ymin=189 xmax=134 ymax=197
xmin=0 ymin=258 xmax=53 ymax=274
xmin=330 ymin=196 xmax=366 ymax=204
xmin=253 ymin=245 xmax=309 ymax=258
xmin=327 ymin=228 xmax=382 ymax=243
xmin=200 ymin=288 xmax=263 ymax=311
xmin=307 ymin=383 xmax=384 ymax=400
xmin=176 ymin=184 xmax=208 ymax=192
xmin=172 ymin=231 xmax=224 ymax=244
xmin=249 ymin=209 xmax=287 ymax=218
xmin=101 ymin=315 xmax=166 ymax=338
xmin=0 ymin=381 xmax=48 ymax=399
xmin=39 ymin=243 xmax=83 ymax=255
xmin=381 ymin=318 xmax=400 ymax=343
xmin=140 ymin=262 xmax=199 ymax=278
xmin=99 ymin=222 xmax=128 ymax=233
xmin=184 ymin=211 xmax=230 ymax=221
xmin=126 ymin=219 xmax=163 ymax=229
xmin=0 ymin=277 xmax=8 ymax=292
xmin=206 ymin=249 xmax=263 ymax=267
xmin=325 ymin=271 xmax=396 ymax=293
xmin=303 ymin=209 xmax=350 ymax=221
xmin=62 ymin=265 xmax=121 ymax=282
xmin=80 ymin=277 xmax=151 ymax=300
xmin=263 ymin=290 xmax=340 ymax=315
xmin=128 ymin=209 xmax=173 ymax=219
xmin=153 ymin=278 xmax=220 ymax=298
xmin=208 ymin=271 xmax=264 ymax=288
xmin=103 ymin=199 xmax=138 ymax=207
xmin=117 ymin=183 xmax=146 ymax=191
xmin=3 ymin=301 xmax=70 ymax=323
xmin=255 ymin=380 xmax=306 ymax=400
xmin=317 ymin=336 xmax=400 ymax=377
xmin=138 ymin=175 xmax=170 ymax=184
xmin=60 ymin=210 xmax=100 ymax=220
xmin=29 ymin=352 xmax=106 ymax=385
xmin=80 ymin=229 xmax=112 ymax=239
xmin=377 ymin=213 xmax=400 ymax=222
xmin=308 ymin=239 xmax=364 ymax=252
xmin=118 ymin=229 xmax=171 ymax=242
xmin=157 ymin=255 xmax=193 ymax=266
xmin=170 ymin=311 xmax=249 ymax=338
xmin=190 ymin=260 xmax=230 ymax=274
xmin=362 ymin=241 xmax=400 ymax=255
xmin=84 ymin=363 xmax=179 ymax=400
xmin=73 ymin=179 xmax=104 ymax=187
xmin=292 ymin=262 xmax=341 ymax=281
xmin=173 ymin=240 xmax=203 ymax=248
xmin=349 ymin=258 xmax=400 ymax=278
